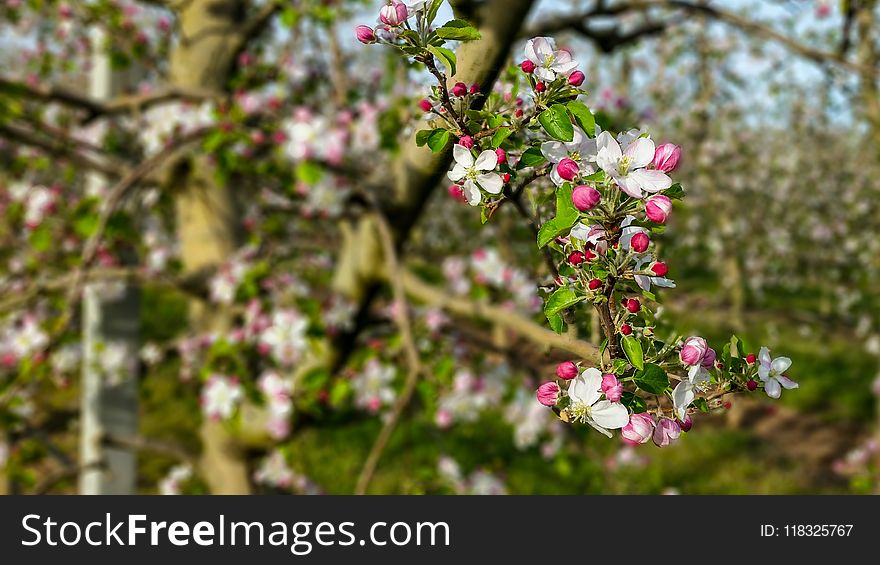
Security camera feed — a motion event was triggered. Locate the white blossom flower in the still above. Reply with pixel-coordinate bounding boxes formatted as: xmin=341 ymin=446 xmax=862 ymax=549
xmin=633 ymin=256 xmax=676 ymax=292
xmin=524 ymin=37 xmax=578 ymax=82
xmin=447 ymin=145 xmax=503 ymax=206
xmin=159 ymin=464 xmax=192 ymax=495
xmin=541 ymin=126 xmax=596 ymax=186
xmin=757 ymin=347 xmax=798 ymax=398
xmin=567 ymin=367 xmax=629 ymax=437
xmin=596 ymin=131 xmax=671 ymax=199
xmin=201 ymin=375 xmax=243 ymax=420
xmin=254 ymin=449 xmax=294 ymax=489
xmin=352 ymin=360 xmax=396 ymax=412
xmin=260 ymin=309 xmax=309 ymax=367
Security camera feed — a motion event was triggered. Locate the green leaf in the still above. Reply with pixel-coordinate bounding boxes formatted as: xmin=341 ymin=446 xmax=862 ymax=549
xmin=426 ymin=128 xmax=450 ymax=153
xmin=612 ymin=358 xmax=629 ymax=375
xmin=490 ymin=127 xmax=512 ymax=149
xmin=621 ymin=392 xmax=648 ymax=414
xmin=544 ymin=287 xmax=582 ymax=317
xmin=634 ymin=363 xmax=670 ymax=394
xmin=664 ymin=183 xmax=685 ymax=200
xmin=548 ymin=312 xmax=565 ymax=334
xmin=295 ymin=161 xmax=323 ymax=185
xmin=566 ymin=101 xmax=595 ymax=136
xmin=621 ymin=336 xmax=644 ymax=371
xmin=427 ymin=0 xmax=444 ymax=24
xmin=416 ymin=129 xmax=433 ymax=147
xmin=538 ymin=104 xmax=574 ymax=142
xmin=427 ymin=45 xmax=456 ymax=76
xmin=518 ymin=146 xmax=546 ymax=169
xmin=692 ymin=398 xmax=709 ymax=413
xmin=537 ymin=184 xmax=579 ymax=247
xmin=436 ymin=19 xmax=482 ymax=41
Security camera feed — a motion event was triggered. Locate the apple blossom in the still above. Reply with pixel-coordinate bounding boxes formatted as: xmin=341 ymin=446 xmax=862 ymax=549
xmin=356 ymin=25 xmax=377 ymax=44
xmin=572 ymin=185 xmax=601 ymax=211
xmin=452 ymin=82 xmax=468 ymax=97
xmin=535 ymin=81 xmax=546 ymax=92
xmin=556 ymin=361 xmax=578 ymax=380
xmin=541 ymin=126 xmax=596 ymax=186
xmin=523 ymin=37 xmax=578 ymax=82
xmin=520 ymin=60 xmax=536 ymax=74
xmin=447 ymin=145 xmax=504 ymax=206
xmin=757 ymin=347 xmax=799 ymax=399
xmin=747 ymin=379 xmax=758 ymax=391
xmin=588 ymin=278 xmax=602 ymax=290
xmin=679 ymin=414 xmax=693 ymax=432
xmin=620 ymin=324 xmax=632 ymax=335
xmin=457 ymin=135 xmax=474 ymax=149
xmin=568 ymin=251 xmax=586 ymax=265
xmin=565 ymin=368 xmax=629 ymax=437
xmin=379 ymin=1 xmax=408 ymax=27
xmin=601 ymin=373 xmax=623 ymax=403
xmin=653 ymin=418 xmax=681 ymax=447
xmin=201 ymin=375 xmax=243 ymax=421
xmin=645 ymin=194 xmax=672 ymax=223
xmin=556 ymin=158 xmax=579 ymax=181
xmin=680 ymin=336 xmax=709 ymax=367
xmin=625 ymin=298 xmax=640 ymax=313
xmin=650 ymin=262 xmax=668 ymax=277
xmin=495 ymin=148 xmax=507 ymax=164
xmin=536 ymin=381 xmax=560 ymax=406
xmin=652 ymin=143 xmax=682 ymax=173
xmin=621 ymin=413 xmax=655 ymax=445
xmin=630 ymin=232 xmax=650 ymax=253
xmin=419 ymin=98 xmax=433 ymax=112
xmin=568 ymin=70 xmax=586 ymax=86
xmin=596 ymin=131 xmax=672 ymax=198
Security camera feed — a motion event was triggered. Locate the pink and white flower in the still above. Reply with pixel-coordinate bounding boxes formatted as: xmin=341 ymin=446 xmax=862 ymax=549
xmin=566 ymin=368 xmax=629 ymax=437
xmin=596 ymin=131 xmax=672 ymax=198
xmin=757 ymin=347 xmax=798 ymax=399
xmin=523 ymin=37 xmax=578 ymax=82
xmin=447 ymin=145 xmax=503 ymax=205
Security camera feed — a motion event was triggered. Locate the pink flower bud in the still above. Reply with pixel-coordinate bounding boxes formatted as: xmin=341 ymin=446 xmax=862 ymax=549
xmin=700 ymin=347 xmax=717 ymax=369
xmin=588 ymin=278 xmax=602 ymax=291
xmin=555 ymin=361 xmax=578 ymax=380
xmin=645 ymin=194 xmax=672 ymax=224
xmin=535 ymin=81 xmax=546 ymax=93
xmin=521 ymin=60 xmax=536 ymax=74
xmin=601 ymin=374 xmax=623 ymax=403
xmin=457 ymin=135 xmax=474 ymax=149
xmin=379 ymin=1 xmax=408 ymax=26
xmin=419 ymin=98 xmax=433 ymax=112
xmin=650 ymin=261 xmax=668 ymax=277
xmin=746 ymin=379 xmax=758 ymax=391
xmin=452 ymin=82 xmax=468 ymax=97
xmin=746 ymin=353 xmax=756 ymax=364
xmin=495 ymin=148 xmax=507 ymax=164
xmin=679 ymin=336 xmax=708 ymax=366
xmin=469 ymin=83 xmax=481 ymax=94
xmin=679 ymin=414 xmax=693 ymax=432
xmin=556 ymin=158 xmax=579 ymax=181
xmin=515 ymin=108 xmax=524 ymax=118
xmin=568 ymin=70 xmax=586 ymax=86
xmin=620 ymin=324 xmax=632 ymax=336
xmin=622 ymin=413 xmax=655 ymax=445
xmin=568 ymin=251 xmax=586 ymax=266
xmin=356 ymin=25 xmax=377 ymax=44
xmin=502 ymin=172 xmax=511 ymax=183
xmin=571 ymin=185 xmax=600 ymax=211
xmin=652 ymin=143 xmax=682 ymax=173
xmin=625 ymin=298 xmax=640 ymax=314
xmin=630 ymin=232 xmax=650 ymax=253
xmin=448 ymin=185 xmax=467 ymax=203
xmin=536 ymin=382 xmax=560 ymax=406
xmin=652 ymin=418 xmax=681 ymax=447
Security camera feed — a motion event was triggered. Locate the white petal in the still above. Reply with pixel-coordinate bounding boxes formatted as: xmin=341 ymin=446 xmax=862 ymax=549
xmin=618 ymin=176 xmax=644 ymax=199
xmin=453 ymin=144 xmax=474 ymax=167
xmin=624 ymin=137 xmax=655 ymax=169
xmin=570 ymin=222 xmax=589 ymax=241
xmin=758 ymin=365 xmax=770 ymax=381
xmin=777 ymin=375 xmax=798 ymax=390
xmin=534 ymin=67 xmax=556 ymax=82
xmin=524 ymin=38 xmax=539 ymax=64
xmin=477 ymin=173 xmax=503 ymax=194
xmin=759 ymin=347 xmax=771 ymax=367
xmin=462 ymin=180 xmax=481 ymax=206
xmin=672 ymin=380 xmax=695 ymax=421
xmin=541 ymin=141 xmax=569 ymax=163
xmin=764 ymin=378 xmax=782 ymax=399
xmin=590 ymin=401 xmax=629 ymax=430
xmin=771 ymin=357 xmax=792 ymax=374
xmin=596 ymin=131 xmax=621 ymax=161
xmin=584 ymin=418 xmax=613 ymax=438
xmin=474 ymin=150 xmax=498 ymax=171
xmin=653 ymin=277 xmax=676 ymax=288
xmin=569 ymin=368 xmax=602 ymax=406
xmin=629 ymin=169 xmax=672 ymax=192
xmin=635 ymin=274 xmax=650 ymax=291
xmin=531 ymin=37 xmax=555 ymax=60
xmin=549 ymin=165 xmax=565 ymax=186
xmin=551 ymin=59 xmax=578 ymax=76
xmin=447 ymin=164 xmax=467 ymax=182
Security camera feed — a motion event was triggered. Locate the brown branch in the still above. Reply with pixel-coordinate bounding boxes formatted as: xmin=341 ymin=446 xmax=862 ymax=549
xmin=354 ymin=214 xmax=424 ymax=495
xmin=398 ymin=269 xmax=600 ymax=362
xmin=101 ymin=432 xmax=198 ymax=466
xmin=526 ymin=0 xmax=878 ymax=76
xmin=0 ymin=122 xmax=123 ymax=177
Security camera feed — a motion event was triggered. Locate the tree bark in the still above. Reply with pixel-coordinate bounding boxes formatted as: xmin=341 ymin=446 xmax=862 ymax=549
xmin=168 ymin=0 xmax=250 ymax=494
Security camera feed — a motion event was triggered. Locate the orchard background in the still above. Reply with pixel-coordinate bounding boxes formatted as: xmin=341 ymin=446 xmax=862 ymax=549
xmin=1 ymin=0 xmax=879 ymax=495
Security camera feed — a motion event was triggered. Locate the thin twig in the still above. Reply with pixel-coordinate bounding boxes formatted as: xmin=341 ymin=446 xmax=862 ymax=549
xmin=354 ymin=213 xmax=424 ymax=495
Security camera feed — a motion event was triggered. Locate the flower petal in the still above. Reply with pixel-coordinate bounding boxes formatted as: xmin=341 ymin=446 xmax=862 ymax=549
xmin=447 ymin=164 xmax=467 ymax=182
xmin=629 ymin=169 xmax=672 ymax=192
xmin=777 ymin=375 xmax=799 ymax=390
xmin=771 ymin=356 xmax=792 ymax=374
xmin=477 ymin=173 xmax=503 ymax=194
xmin=764 ymin=378 xmax=782 ymax=399
xmin=534 ymin=67 xmax=556 ymax=82
xmin=624 ymin=137 xmax=655 ymax=169
xmin=759 ymin=347 xmax=771 ymax=367
xmin=618 ymin=176 xmax=644 ymax=199
xmin=453 ymin=143 xmax=474 ymax=167
xmin=474 ymin=150 xmax=498 ymax=171
xmin=541 ymin=141 xmax=569 ymax=163
xmin=672 ymin=380 xmax=695 ymax=421
xmin=462 ymin=180 xmax=481 ymax=206
xmin=591 ymin=401 xmax=630 ymax=430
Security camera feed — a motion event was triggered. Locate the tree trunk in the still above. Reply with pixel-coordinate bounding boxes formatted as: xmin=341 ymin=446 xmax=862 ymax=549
xmin=168 ymin=0 xmax=250 ymax=494
xmin=79 ymin=28 xmax=140 ymax=495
